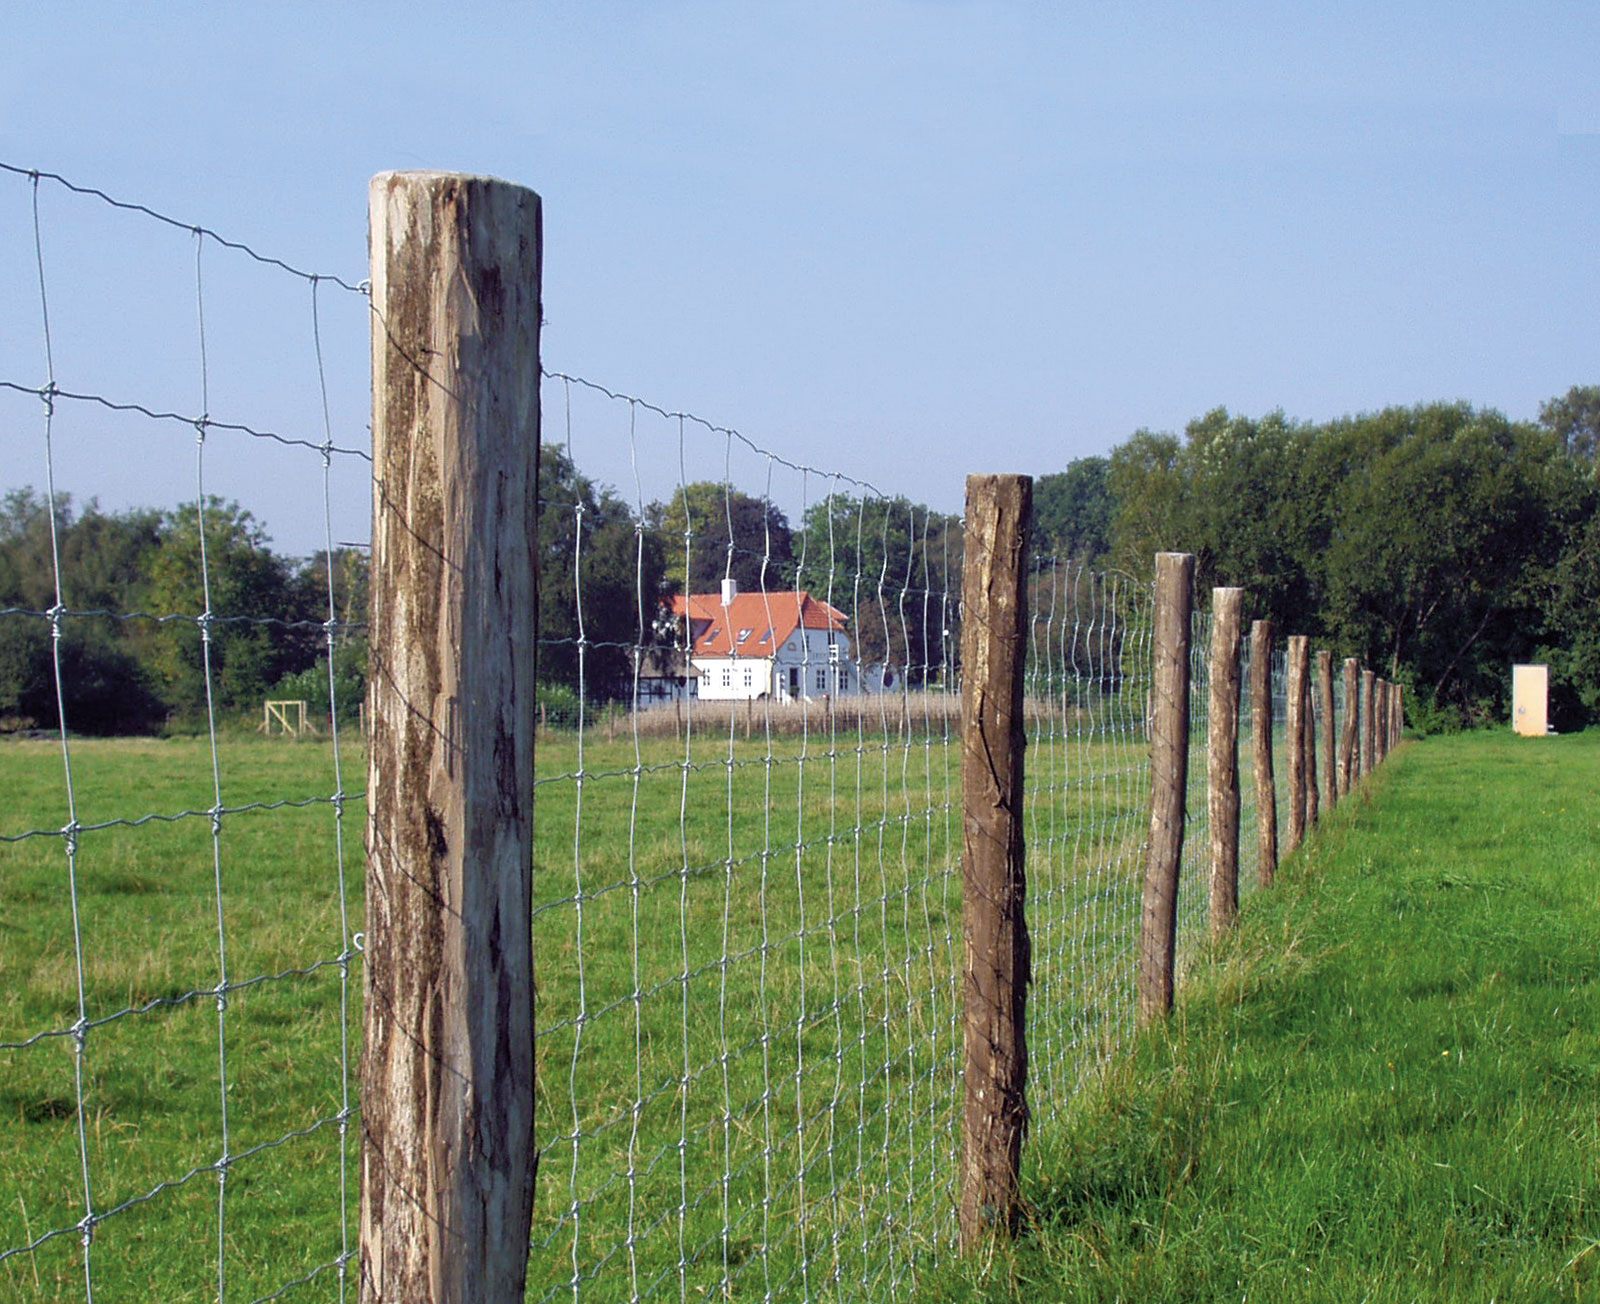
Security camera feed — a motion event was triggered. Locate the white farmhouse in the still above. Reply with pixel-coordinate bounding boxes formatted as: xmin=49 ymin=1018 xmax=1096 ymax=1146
xmin=668 ymin=581 xmax=886 ymax=703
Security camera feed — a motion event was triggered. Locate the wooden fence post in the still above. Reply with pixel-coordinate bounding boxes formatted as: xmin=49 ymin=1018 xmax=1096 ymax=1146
xmin=1317 ymin=651 xmax=1336 ymax=812
xmin=1251 ymin=620 xmax=1277 ymax=888
xmin=1338 ymin=657 xmax=1359 ymax=797
xmin=959 ymin=473 xmax=1032 ymax=1249
xmin=1304 ymin=660 xmax=1320 ymax=828
xmin=1361 ymin=668 xmax=1377 ymax=778
xmin=363 ymin=172 xmax=542 ymax=1304
xmin=1208 ymin=588 xmax=1244 ymax=937
xmin=1376 ymin=680 xmax=1389 ymax=760
xmin=1139 ymin=552 xmax=1194 ymax=1023
xmin=1393 ymin=682 xmax=1404 ymax=743
xmin=1284 ymin=635 xmax=1309 ymax=854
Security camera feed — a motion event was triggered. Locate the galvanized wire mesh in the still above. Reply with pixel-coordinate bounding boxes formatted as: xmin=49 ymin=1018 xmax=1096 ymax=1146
xmin=0 ymin=162 xmax=365 ymax=1304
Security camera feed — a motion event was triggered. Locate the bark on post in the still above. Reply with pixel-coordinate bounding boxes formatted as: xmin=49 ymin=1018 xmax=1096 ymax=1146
xmin=1304 ymin=664 xmax=1320 ymax=827
xmin=363 ymin=172 xmax=541 ymax=1304
xmin=1284 ymin=635 xmax=1309 ymax=855
xmin=1361 ymin=669 xmax=1377 ymax=778
xmin=1393 ymin=682 xmax=1404 ymax=744
xmin=1338 ymin=657 xmax=1359 ymax=797
xmin=1207 ymin=588 xmax=1244 ymax=938
xmin=1317 ymin=651 xmax=1336 ymax=812
xmin=1251 ymin=620 xmax=1278 ymax=888
xmin=1139 ymin=552 xmax=1194 ymax=1024
xmin=959 ymin=473 xmax=1032 ymax=1250
xmin=1376 ymin=680 xmax=1389 ymax=760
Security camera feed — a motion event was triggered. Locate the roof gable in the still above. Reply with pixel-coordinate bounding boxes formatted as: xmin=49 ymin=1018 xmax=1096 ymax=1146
xmin=669 ymin=590 xmax=847 ymax=657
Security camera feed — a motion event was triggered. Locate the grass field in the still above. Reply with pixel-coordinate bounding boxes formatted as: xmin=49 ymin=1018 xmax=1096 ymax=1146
xmin=927 ymin=729 xmax=1600 ymax=1302
xmin=1 ymin=685 xmax=1298 ymax=1303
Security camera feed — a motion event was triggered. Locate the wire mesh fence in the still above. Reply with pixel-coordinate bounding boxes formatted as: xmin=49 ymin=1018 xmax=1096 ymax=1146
xmin=2 ymin=162 xmax=1383 ymax=1304
xmin=1 ymin=162 xmax=367 ymax=1303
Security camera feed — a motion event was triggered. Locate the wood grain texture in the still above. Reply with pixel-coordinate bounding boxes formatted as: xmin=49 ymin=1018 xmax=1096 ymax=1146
xmin=362 ymin=171 xmax=541 ymax=1304
xmin=1251 ymin=620 xmax=1278 ymax=888
xmin=1317 ymin=650 xmax=1336 ymax=812
xmin=1284 ymin=635 xmax=1309 ymax=854
xmin=1361 ymin=669 xmax=1377 ymax=778
xmin=958 ymin=473 xmax=1032 ymax=1249
xmin=1207 ymin=588 xmax=1244 ymax=938
xmin=1139 ymin=552 xmax=1193 ymax=1024
xmin=1338 ymin=657 xmax=1360 ymax=798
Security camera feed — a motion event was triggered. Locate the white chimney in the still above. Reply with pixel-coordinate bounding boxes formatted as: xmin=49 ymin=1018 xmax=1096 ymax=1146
xmin=721 ymin=578 xmax=738 ymax=606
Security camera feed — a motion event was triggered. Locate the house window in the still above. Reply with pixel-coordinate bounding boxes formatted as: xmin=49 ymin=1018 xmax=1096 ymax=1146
xmin=817 ymin=669 xmax=827 ymax=691
xmin=743 ymin=668 xmax=753 ymax=688
xmin=828 ymin=642 xmax=840 ymax=663
xmin=840 ymin=668 xmax=850 ymax=691
xmin=737 ymin=628 xmax=753 ymax=645
xmin=721 ymin=667 xmax=731 ymax=687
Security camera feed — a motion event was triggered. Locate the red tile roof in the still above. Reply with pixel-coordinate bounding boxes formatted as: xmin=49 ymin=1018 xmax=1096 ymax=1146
xmin=668 ymin=590 xmax=847 ymax=657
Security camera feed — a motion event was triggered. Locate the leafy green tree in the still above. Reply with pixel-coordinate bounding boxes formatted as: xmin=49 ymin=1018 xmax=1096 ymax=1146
xmin=1539 ymin=384 xmax=1600 ymax=461
xmin=792 ymin=494 xmax=961 ymax=684
xmin=540 ymin=445 xmax=666 ymax=699
xmin=652 ymin=481 xmax=795 ymax=596
xmin=136 ymin=498 xmax=307 ymax=720
xmin=0 ymin=490 xmax=166 ymax=733
xmin=1033 ymin=457 xmax=1113 ymax=565
xmin=1106 ymin=430 xmax=1186 ymax=575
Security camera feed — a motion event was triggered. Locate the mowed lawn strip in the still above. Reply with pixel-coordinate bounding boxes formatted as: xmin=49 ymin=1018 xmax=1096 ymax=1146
xmin=932 ymin=729 xmax=1600 ymax=1303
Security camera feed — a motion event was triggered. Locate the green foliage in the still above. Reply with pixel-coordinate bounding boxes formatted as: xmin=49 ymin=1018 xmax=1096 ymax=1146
xmin=652 ymin=478 xmax=795 ymax=595
xmin=792 ymin=492 xmax=962 ymax=683
xmin=1033 ymin=457 xmax=1113 ymax=564
xmin=1098 ymin=391 xmax=1600 ymax=729
xmin=927 ymin=732 xmax=1600 ymax=1301
xmin=539 ymin=445 xmax=667 ymax=699
xmin=136 ymin=498 xmax=312 ymax=722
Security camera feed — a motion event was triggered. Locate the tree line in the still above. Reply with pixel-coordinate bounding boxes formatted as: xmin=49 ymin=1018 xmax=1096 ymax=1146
xmin=1036 ymin=384 xmax=1600 ymax=731
xmin=0 ymin=452 xmax=961 ymax=734
xmin=6 ymin=383 xmax=1593 ymax=735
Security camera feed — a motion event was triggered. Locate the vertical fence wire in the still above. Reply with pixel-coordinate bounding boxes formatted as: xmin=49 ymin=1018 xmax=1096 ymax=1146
xmin=2 ymin=161 xmax=1390 ymax=1304
xmin=0 ymin=163 xmax=367 ymax=1304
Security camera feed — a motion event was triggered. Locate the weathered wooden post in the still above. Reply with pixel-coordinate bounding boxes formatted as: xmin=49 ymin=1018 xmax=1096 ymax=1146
xmin=1140 ymin=552 xmax=1194 ymax=1023
xmin=1393 ymin=682 xmax=1404 ymax=744
xmin=1304 ymin=661 xmax=1320 ymax=827
xmin=1376 ymin=680 xmax=1389 ymax=760
xmin=1208 ymin=588 xmax=1244 ymax=937
xmin=1361 ymin=668 xmax=1377 ymax=778
xmin=1284 ymin=635 xmax=1309 ymax=854
xmin=1316 ymin=651 xmax=1336 ymax=812
xmin=959 ymin=473 xmax=1032 ymax=1250
xmin=363 ymin=172 xmax=541 ymax=1304
xmin=1251 ymin=619 xmax=1277 ymax=887
xmin=1338 ymin=657 xmax=1359 ymax=797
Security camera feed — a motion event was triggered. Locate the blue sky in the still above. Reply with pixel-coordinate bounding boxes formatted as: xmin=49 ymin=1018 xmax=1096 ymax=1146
xmin=2 ymin=2 xmax=1596 ymax=554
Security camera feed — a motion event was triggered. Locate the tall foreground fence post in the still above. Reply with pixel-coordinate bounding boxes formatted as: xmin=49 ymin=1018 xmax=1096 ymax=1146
xmin=1251 ymin=619 xmax=1278 ymax=887
xmin=363 ymin=172 xmax=542 ymax=1303
xmin=1304 ymin=657 xmax=1320 ymax=828
xmin=1208 ymin=588 xmax=1244 ymax=937
xmin=1284 ymin=635 xmax=1309 ymax=854
xmin=1140 ymin=552 xmax=1194 ymax=1023
xmin=959 ymin=473 xmax=1032 ymax=1249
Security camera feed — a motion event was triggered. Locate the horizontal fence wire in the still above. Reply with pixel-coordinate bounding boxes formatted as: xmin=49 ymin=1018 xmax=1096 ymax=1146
xmin=3 ymin=160 xmax=1379 ymax=1304
xmin=1 ymin=161 xmax=363 ymax=1304
xmin=530 ymin=372 xmax=966 ymax=1303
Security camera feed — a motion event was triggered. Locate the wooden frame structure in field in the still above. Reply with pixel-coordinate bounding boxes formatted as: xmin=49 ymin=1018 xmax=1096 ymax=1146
xmin=261 ymin=698 xmax=313 ymax=737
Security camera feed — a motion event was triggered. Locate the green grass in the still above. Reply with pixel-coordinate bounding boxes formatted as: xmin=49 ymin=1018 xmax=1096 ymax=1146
xmin=0 ymin=735 xmax=364 ymax=1304
xmin=928 ymin=730 xmax=1600 ymax=1303
xmin=0 ymin=717 xmax=1167 ymax=1303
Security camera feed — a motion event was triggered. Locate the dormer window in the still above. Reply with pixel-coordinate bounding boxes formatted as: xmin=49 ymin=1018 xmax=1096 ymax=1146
xmin=736 ymin=628 xmax=754 ymax=645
